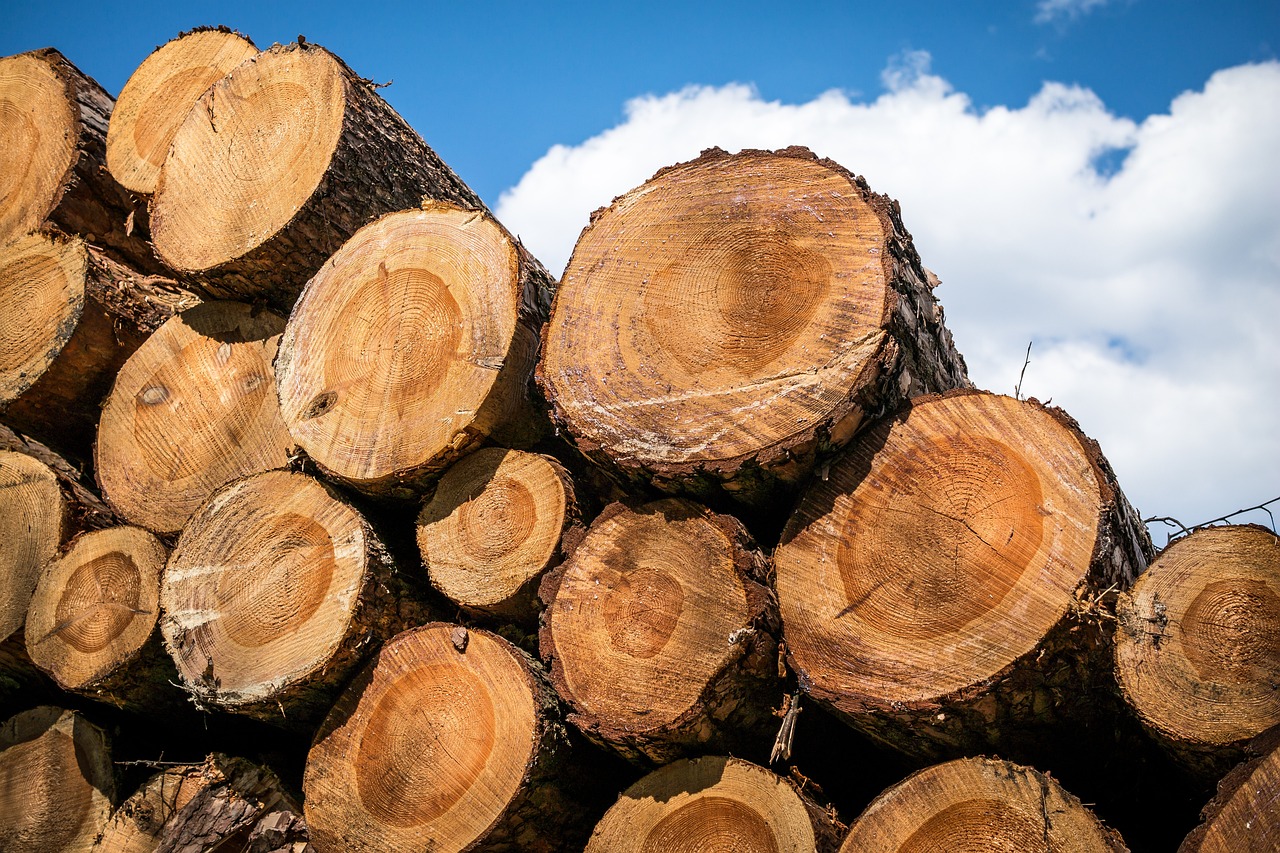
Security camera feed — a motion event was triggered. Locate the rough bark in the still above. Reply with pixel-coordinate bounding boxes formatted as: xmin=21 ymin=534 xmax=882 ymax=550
xmin=840 ymin=756 xmax=1128 ymax=852
xmin=159 ymin=469 xmax=431 ymax=729
xmin=418 ymin=447 xmax=582 ymax=624
xmin=95 ymin=300 xmax=294 ymax=534
xmin=586 ymin=755 xmax=845 ymax=853
xmin=775 ymin=391 xmax=1153 ymax=764
xmin=1179 ymin=729 xmax=1280 ymax=852
xmin=539 ymin=498 xmax=781 ymax=765
xmin=1115 ymin=524 xmax=1280 ymax=780
xmin=275 ymin=203 xmax=554 ymax=497
xmin=304 ymin=623 xmax=592 ymax=852
xmin=95 ymin=753 xmax=311 ymax=853
xmin=0 ymin=232 xmax=199 ymax=457
xmin=539 ymin=146 xmax=969 ymax=508
xmin=150 ymin=40 xmax=485 ymax=311
xmin=25 ymin=525 xmax=188 ymax=715
xmin=106 ymin=27 xmax=259 ymax=196
xmin=0 ymin=705 xmax=115 ymax=852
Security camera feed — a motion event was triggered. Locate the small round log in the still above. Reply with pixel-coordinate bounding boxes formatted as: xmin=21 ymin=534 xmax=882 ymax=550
xmin=840 ymin=756 xmax=1127 ymax=852
xmin=1115 ymin=524 xmax=1280 ymax=778
xmin=95 ymin=300 xmax=294 ymax=534
xmin=775 ymin=391 xmax=1152 ymax=761
xmin=1179 ymin=732 xmax=1280 ymax=852
xmin=275 ymin=204 xmax=552 ymax=497
xmin=25 ymin=525 xmax=182 ymax=714
xmin=158 ymin=469 xmax=423 ymax=727
xmin=418 ymin=447 xmax=580 ymax=623
xmin=150 ymin=40 xmax=484 ymax=309
xmin=539 ymin=498 xmax=780 ymax=764
xmin=0 ymin=706 xmax=115 ymax=852
xmin=586 ymin=755 xmax=845 ymax=853
xmin=304 ymin=623 xmax=587 ymax=852
xmin=106 ymin=27 xmax=259 ymax=195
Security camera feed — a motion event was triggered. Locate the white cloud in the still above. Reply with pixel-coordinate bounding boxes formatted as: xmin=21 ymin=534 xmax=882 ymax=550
xmin=496 ymin=54 xmax=1280 ymax=533
xmin=1034 ymin=0 xmax=1112 ymax=24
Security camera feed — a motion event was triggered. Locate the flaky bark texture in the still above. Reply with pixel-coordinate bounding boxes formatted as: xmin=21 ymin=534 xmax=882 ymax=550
xmin=305 ymin=624 xmax=594 ymax=852
xmin=0 ymin=706 xmax=115 ymax=852
xmin=1179 ymin=729 xmax=1280 ymax=852
xmin=539 ymin=499 xmax=782 ymax=765
xmin=159 ymin=470 xmax=433 ymax=729
xmin=150 ymin=40 xmax=485 ymax=311
xmin=1115 ymin=524 xmax=1280 ymax=780
xmin=0 ymin=233 xmax=198 ymax=457
xmin=840 ymin=757 xmax=1128 ymax=852
xmin=0 ymin=49 xmax=163 ymax=272
xmin=776 ymin=391 xmax=1152 ymax=764
xmin=95 ymin=752 xmax=311 ymax=852
xmin=539 ymin=146 xmax=969 ymax=509
xmin=586 ymin=756 xmax=846 ymax=853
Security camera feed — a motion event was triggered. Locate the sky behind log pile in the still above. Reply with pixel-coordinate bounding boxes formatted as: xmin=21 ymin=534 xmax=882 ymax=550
xmin=4 ymin=0 xmax=1277 ymax=537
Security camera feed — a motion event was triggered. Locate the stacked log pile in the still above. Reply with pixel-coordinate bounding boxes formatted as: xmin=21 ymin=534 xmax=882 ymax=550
xmin=0 ymin=27 xmax=1276 ymax=853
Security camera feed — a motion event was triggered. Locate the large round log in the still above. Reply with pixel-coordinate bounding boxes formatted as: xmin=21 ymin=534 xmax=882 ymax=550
xmin=25 ymin=526 xmax=183 ymax=714
xmin=95 ymin=300 xmax=293 ymax=534
xmin=585 ymin=755 xmax=845 ymax=853
xmin=1115 ymin=524 xmax=1280 ymax=778
xmin=106 ymin=27 xmax=259 ymax=196
xmin=840 ymin=756 xmax=1127 ymax=852
xmin=150 ymin=40 xmax=484 ymax=309
xmin=0 ymin=231 xmax=198 ymax=456
xmin=0 ymin=449 xmax=67 ymax=643
xmin=275 ymin=204 xmax=552 ymax=497
xmin=304 ymin=623 xmax=588 ymax=852
xmin=539 ymin=498 xmax=780 ymax=764
xmin=417 ymin=447 xmax=580 ymax=622
xmin=539 ymin=146 xmax=969 ymax=507
xmin=158 ymin=469 xmax=424 ymax=727
xmin=0 ymin=706 xmax=115 ymax=852
xmin=0 ymin=48 xmax=161 ymax=272
xmin=775 ymin=391 xmax=1152 ymax=762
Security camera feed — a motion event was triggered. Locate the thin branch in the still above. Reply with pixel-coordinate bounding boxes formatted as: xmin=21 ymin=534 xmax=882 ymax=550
xmin=1014 ymin=341 xmax=1033 ymax=400
xmin=1144 ymin=495 xmax=1280 ymax=546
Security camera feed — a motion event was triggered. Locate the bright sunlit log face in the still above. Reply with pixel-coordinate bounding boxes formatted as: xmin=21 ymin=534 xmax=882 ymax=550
xmin=0 ymin=234 xmax=84 ymax=405
xmin=0 ymin=53 xmax=76 ymax=240
xmin=544 ymin=150 xmax=892 ymax=469
xmin=0 ymin=451 xmax=64 ymax=641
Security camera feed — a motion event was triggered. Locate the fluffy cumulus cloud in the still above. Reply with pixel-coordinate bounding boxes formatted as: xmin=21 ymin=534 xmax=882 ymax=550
xmin=496 ymin=54 xmax=1280 ymax=533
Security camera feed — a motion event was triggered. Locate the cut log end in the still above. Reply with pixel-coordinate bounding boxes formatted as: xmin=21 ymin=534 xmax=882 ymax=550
xmin=106 ymin=28 xmax=259 ymax=195
xmin=841 ymin=757 xmax=1127 ymax=852
xmin=778 ymin=392 xmax=1123 ymax=713
xmin=25 ymin=526 xmax=166 ymax=696
xmin=0 ymin=706 xmax=115 ymax=852
xmin=159 ymin=470 xmax=381 ymax=718
xmin=0 ymin=50 xmax=78 ymax=241
xmin=418 ymin=447 xmax=576 ymax=618
xmin=0 ymin=232 xmax=86 ymax=406
xmin=96 ymin=300 xmax=293 ymax=534
xmin=0 ymin=449 xmax=67 ymax=641
xmin=276 ymin=205 xmax=544 ymax=493
xmin=1179 ymin=734 xmax=1280 ymax=852
xmin=304 ymin=624 xmax=557 ymax=851
xmin=1116 ymin=524 xmax=1280 ymax=755
xmin=586 ymin=756 xmax=843 ymax=853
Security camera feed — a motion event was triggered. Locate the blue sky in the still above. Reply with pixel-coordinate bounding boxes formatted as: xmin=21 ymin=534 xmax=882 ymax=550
xmin=3 ymin=1 xmax=1278 ymax=531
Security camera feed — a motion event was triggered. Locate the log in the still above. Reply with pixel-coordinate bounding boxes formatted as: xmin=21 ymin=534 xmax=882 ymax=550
xmin=158 ymin=469 xmax=425 ymax=727
xmin=95 ymin=753 xmax=311 ymax=853
xmin=539 ymin=498 xmax=780 ymax=764
xmin=95 ymin=300 xmax=294 ymax=534
xmin=0 ymin=448 xmax=68 ymax=643
xmin=1179 ymin=731 xmax=1280 ymax=852
xmin=275 ymin=203 xmax=553 ymax=497
xmin=24 ymin=525 xmax=185 ymax=714
xmin=0 ymin=232 xmax=199 ymax=456
xmin=150 ymin=40 xmax=484 ymax=310
xmin=0 ymin=48 xmax=162 ymax=272
xmin=0 ymin=705 xmax=115 ymax=852
xmin=106 ymin=27 xmax=259 ymax=196
xmin=775 ymin=391 xmax=1152 ymax=762
xmin=304 ymin=623 xmax=588 ymax=852
xmin=1115 ymin=524 xmax=1280 ymax=778
xmin=539 ymin=146 xmax=969 ymax=507
xmin=417 ymin=447 xmax=581 ymax=623
xmin=585 ymin=755 xmax=845 ymax=853
xmin=840 ymin=756 xmax=1128 ymax=852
